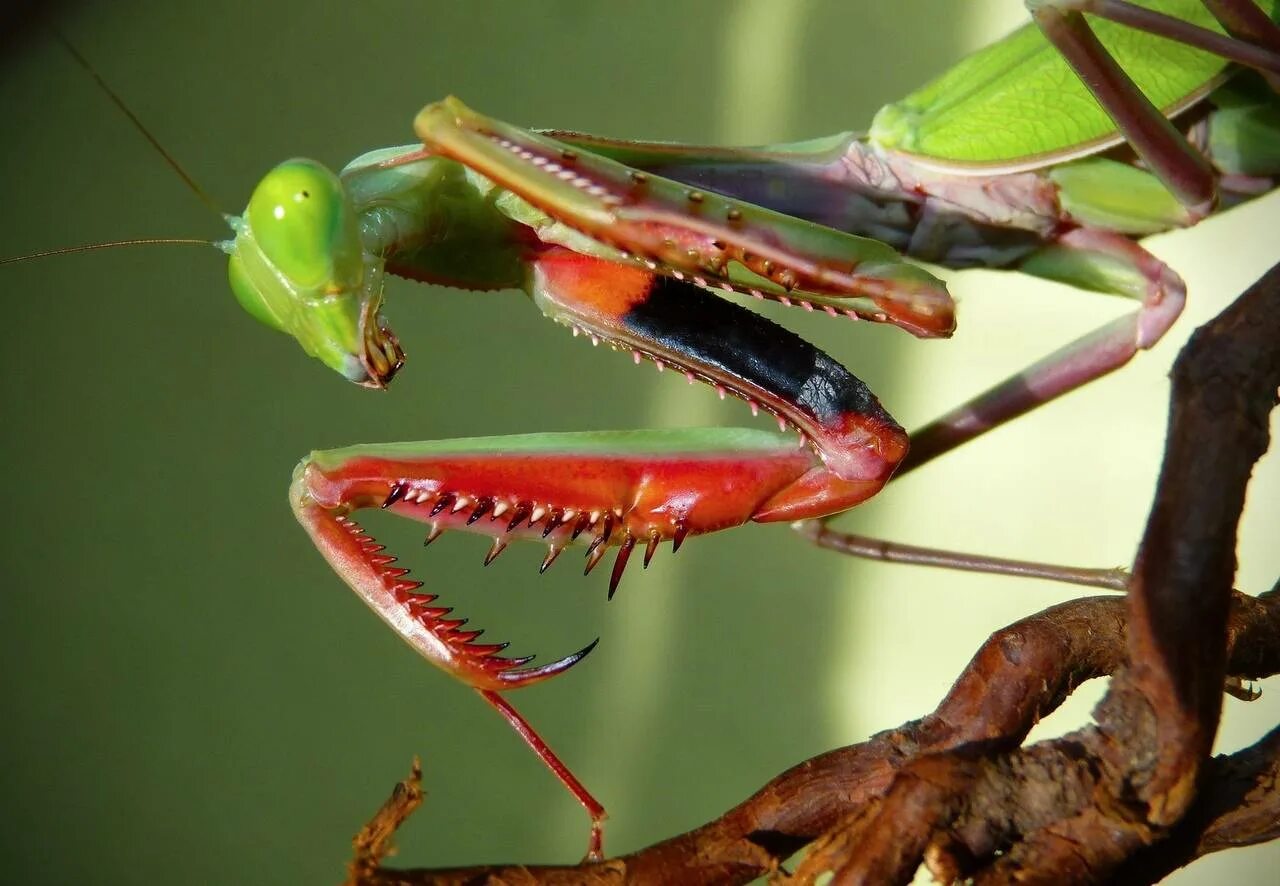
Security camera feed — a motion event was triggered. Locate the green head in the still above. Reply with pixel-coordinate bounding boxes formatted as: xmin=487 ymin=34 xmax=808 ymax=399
xmin=227 ymin=159 xmax=403 ymax=387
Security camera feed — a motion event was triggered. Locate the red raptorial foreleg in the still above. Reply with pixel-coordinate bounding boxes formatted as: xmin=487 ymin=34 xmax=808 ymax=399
xmin=289 ymin=430 xmax=846 ymax=856
xmin=293 ymin=432 xmax=828 ymax=598
xmin=289 ymin=214 xmax=921 ymax=855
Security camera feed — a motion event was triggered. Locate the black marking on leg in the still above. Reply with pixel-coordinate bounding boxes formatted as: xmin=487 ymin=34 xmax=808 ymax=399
xmin=622 ymin=276 xmax=894 ymax=431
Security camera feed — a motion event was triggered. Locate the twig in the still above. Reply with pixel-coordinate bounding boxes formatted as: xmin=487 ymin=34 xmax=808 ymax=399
xmin=345 ymin=758 xmax=424 ymax=886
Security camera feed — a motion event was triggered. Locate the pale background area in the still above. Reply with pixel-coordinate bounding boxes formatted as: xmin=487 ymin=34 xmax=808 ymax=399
xmin=0 ymin=2 xmax=1276 ymax=883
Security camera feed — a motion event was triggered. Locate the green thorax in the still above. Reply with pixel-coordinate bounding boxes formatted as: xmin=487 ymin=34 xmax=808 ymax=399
xmin=339 ymin=147 xmax=532 ymax=291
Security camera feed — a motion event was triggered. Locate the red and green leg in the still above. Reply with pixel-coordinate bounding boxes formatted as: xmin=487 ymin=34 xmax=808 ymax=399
xmin=290 ymin=248 xmax=909 ymax=857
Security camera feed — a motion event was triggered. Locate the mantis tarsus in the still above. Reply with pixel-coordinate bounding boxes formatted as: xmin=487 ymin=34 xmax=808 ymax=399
xmin=10 ymin=1 xmax=1280 ymax=870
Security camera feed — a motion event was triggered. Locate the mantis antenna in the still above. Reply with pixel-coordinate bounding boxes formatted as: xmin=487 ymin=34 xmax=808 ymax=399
xmin=1 ymin=33 xmax=227 ymax=266
xmin=0 ymin=239 xmax=217 ymax=266
xmin=53 ymin=31 xmax=228 ymax=220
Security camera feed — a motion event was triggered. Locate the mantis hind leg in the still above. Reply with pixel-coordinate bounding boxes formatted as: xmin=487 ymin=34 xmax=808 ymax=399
xmin=807 ymin=10 xmax=1280 ymax=577
xmin=904 ymin=228 xmax=1185 ymax=472
xmin=903 ymin=73 xmax=1280 ymax=471
xmin=794 ymin=231 xmax=1182 ymax=584
xmin=795 ymin=230 xmax=1181 ymax=588
xmin=1028 ymin=0 xmax=1280 ymax=212
xmin=903 ymin=25 xmax=1280 ymax=472
xmin=793 ymin=521 xmax=1130 ymax=590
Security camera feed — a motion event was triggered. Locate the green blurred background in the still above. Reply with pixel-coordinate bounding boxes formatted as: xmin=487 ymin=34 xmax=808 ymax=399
xmin=1 ymin=1 xmax=1276 ymax=882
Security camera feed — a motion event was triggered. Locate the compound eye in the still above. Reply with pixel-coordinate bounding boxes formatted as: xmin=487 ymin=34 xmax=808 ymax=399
xmin=247 ymin=159 xmax=353 ymax=289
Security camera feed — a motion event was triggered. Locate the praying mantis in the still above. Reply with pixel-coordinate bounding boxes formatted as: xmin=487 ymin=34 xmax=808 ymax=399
xmin=2 ymin=0 xmax=1280 ymax=875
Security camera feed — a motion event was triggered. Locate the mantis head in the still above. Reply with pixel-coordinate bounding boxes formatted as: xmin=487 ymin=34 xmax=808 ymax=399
xmin=226 ymin=159 xmax=404 ymax=387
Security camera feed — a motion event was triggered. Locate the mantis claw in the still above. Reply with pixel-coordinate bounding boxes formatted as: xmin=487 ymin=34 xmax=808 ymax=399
xmin=540 ymin=544 xmax=565 ymax=573
xmin=466 ymin=496 xmax=494 ymax=524
xmin=643 ymin=530 xmax=661 ymax=568
xmin=586 ymin=534 xmax=607 ymax=557
xmin=583 ymin=540 xmax=609 ymax=577
xmin=507 ymin=501 xmax=533 ymax=531
xmin=382 ymin=481 xmax=408 ymax=508
xmin=672 ymin=521 xmax=689 ymax=553
xmin=496 ymin=638 xmax=600 ymax=687
xmin=608 ymin=534 xmax=636 ymax=600
xmin=483 ymin=536 xmax=508 ymax=566
xmin=292 ymin=471 xmax=605 ymax=695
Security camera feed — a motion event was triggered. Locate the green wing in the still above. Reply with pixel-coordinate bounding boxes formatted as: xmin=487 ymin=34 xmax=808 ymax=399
xmin=870 ymin=0 xmax=1279 ymax=168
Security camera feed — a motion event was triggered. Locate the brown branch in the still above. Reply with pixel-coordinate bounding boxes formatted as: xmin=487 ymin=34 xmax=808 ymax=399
xmin=353 ymin=593 xmax=1279 ymax=885
xmin=345 ymin=758 xmax=424 ymax=886
xmin=792 ymin=261 xmax=1280 ymax=884
xmin=1124 ymin=254 xmax=1280 ymax=824
xmin=1114 ymin=724 xmax=1280 ymax=883
xmin=349 ymin=263 xmax=1280 ymax=884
